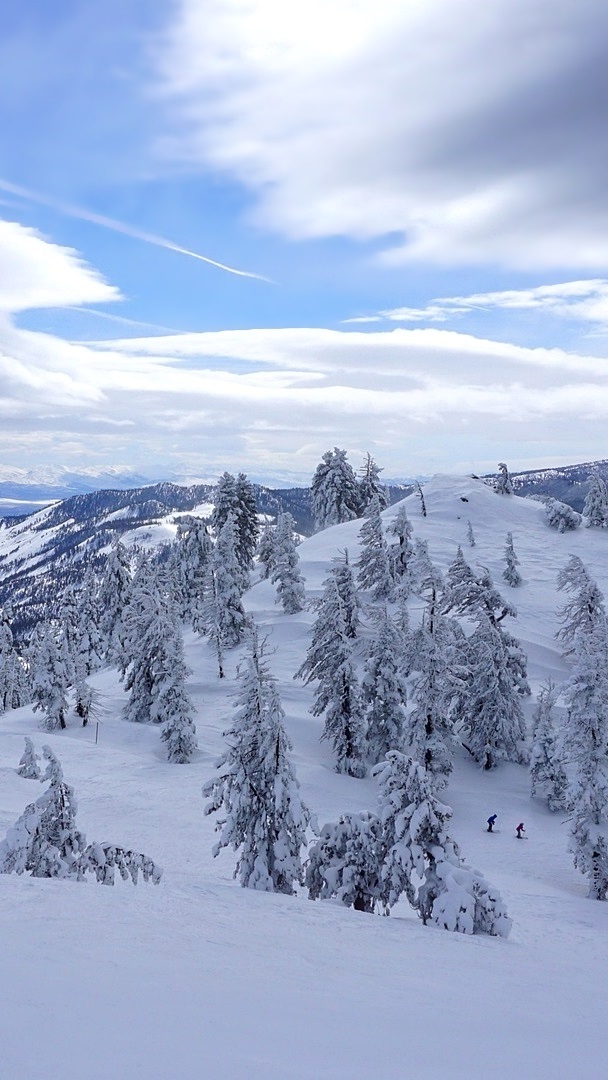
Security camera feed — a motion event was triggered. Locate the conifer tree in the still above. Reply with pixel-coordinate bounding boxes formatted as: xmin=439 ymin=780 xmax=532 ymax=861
xmin=358 ymin=452 xmax=388 ymax=513
xmin=296 ymin=569 xmax=366 ymax=777
xmin=271 ymin=512 xmax=306 ymax=614
xmin=386 ymin=505 xmax=414 ymax=593
xmin=544 ymin=498 xmax=581 ymax=532
xmin=0 ymin=610 xmax=29 ymax=712
xmin=306 ymin=812 xmax=385 ymax=912
xmin=29 ymin=625 xmax=69 ymax=732
xmin=466 ymin=520 xmax=476 ymax=547
xmin=530 ymin=680 xmax=568 ymax=811
xmin=310 ymin=447 xmax=361 ymax=530
xmin=332 ymin=550 xmax=360 ymax=640
xmin=204 ymin=630 xmax=312 ymax=893
xmin=171 ymin=516 xmax=214 ymax=624
xmin=495 ymin=462 xmax=513 ymax=495
xmin=362 ymin=609 xmax=408 ymax=764
xmin=211 ymin=513 xmax=248 ymax=647
xmin=98 ymin=539 xmax=132 ymax=667
xmin=563 ymin=622 xmax=608 ymax=899
xmin=503 ymin=532 xmax=522 ymax=587
xmin=374 ymin=752 xmax=511 ymax=935
xmin=406 ymin=608 xmax=456 ymax=786
xmin=211 ymin=471 xmax=259 ymax=572
xmin=583 ymin=473 xmax=608 ymax=528
xmin=356 ymin=495 xmax=393 ymax=601
xmin=557 ymin=556 xmax=607 ymax=655
xmin=17 ymin=737 xmax=41 ymax=780
xmin=122 ymin=582 xmax=191 ymax=731
xmin=256 ymin=521 xmax=276 ymax=580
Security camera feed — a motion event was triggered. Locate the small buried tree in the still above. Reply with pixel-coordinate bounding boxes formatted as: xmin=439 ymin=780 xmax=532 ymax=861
xmin=0 ymin=747 xmax=161 ymax=885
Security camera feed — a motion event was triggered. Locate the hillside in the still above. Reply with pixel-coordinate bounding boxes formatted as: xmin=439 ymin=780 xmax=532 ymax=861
xmin=1 ymin=475 xmax=607 ymax=1079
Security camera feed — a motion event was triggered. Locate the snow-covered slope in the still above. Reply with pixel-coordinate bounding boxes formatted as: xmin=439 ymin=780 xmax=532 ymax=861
xmin=1 ymin=475 xmax=607 ymax=1080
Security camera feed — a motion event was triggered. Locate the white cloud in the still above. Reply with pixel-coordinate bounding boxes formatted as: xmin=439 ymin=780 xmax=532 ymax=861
xmin=153 ymin=0 xmax=608 ymax=270
xmin=366 ymin=280 xmax=608 ymax=328
xmin=0 ymin=219 xmax=119 ymax=312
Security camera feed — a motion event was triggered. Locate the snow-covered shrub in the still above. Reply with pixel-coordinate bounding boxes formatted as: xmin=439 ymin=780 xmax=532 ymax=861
xmin=16 ymin=737 xmax=41 ymax=780
xmin=544 ymin=498 xmax=581 ymax=532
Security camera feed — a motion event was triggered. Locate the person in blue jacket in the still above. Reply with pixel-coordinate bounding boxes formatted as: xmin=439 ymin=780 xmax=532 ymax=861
xmin=487 ymin=814 xmax=497 ymax=832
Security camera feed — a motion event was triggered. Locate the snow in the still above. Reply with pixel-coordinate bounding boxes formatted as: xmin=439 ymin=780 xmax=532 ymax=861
xmin=2 ymin=475 xmax=608 ymax=1078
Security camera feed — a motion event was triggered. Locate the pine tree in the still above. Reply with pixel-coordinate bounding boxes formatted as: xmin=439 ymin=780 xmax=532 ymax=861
xmin=386 ymin=505 xmax=414 ymax=593
xmin=122 ymin=581 xmax=192 ymax=734
xmin=211 ymin=513 xmax=248 ymax=647
xmin=356 ymin=495 xmax=393 ymax=601
xmin=358 ymin=452 xmax=388 ymax=513
xmin=557 ymin=556 xmax=606 ymax=655
xmin=564 ymin=623 xmax=608 ymax=899
xmin=362 ymin=609 xmax=408 ymax=764
xmin=0 ymin=610 xmax=29 ymax=712
xmin=495 ymin=462 xmax=513 ymax=495
xmin=306 ymin=812 xmax=385 ymax=912
xmin=98 ymin=540 xmax=132 ymax=666
xmin=210 ymin=471 xmax=238 ymax=535
xmin=204 ymin=631 xmax=312 ymax=893
xmin=256 ymin=521 xmax=276 ymax=580
xmin=170 ymin=516 xmax=214 ymax=624
xmin=271 ymin=512 xmax=306 ymax=614
xmin=503 ymin=532 xmax=522 ymax=587
xmin=374 ymin=752 xmax=511 ymax=935
xmin=17 ymin=737 xmax=41 ymax=780
xmin=530 ymin=680 xmax=568 ymax=811
xmin=154 ymin=626 xmax=197 ymax=763
xmin=29 ymin=625 xmax=69 ymax=732
xmin=296 ymin=570 xmax=366 ymax=777
xmin=406 ymin=608 xmax=456 ymax=786
xmin=544 ymin=498 xmax=581 ymax=532
xmin=332 ymin=550 xmax=360 ymax=639
xmin=466 ymin=520 xmax=476 ymax=547
xmin=310 ymin=447 xmax=361 ymax=530
xmin=211 ymin=471 xmax=259 ymax=572
xmin=583 ymin=473 xmax=608 ymax=528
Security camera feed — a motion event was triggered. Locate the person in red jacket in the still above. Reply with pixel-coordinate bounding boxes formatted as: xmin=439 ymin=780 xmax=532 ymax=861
xmin=516 ymin=822 xmax=525 ymax=839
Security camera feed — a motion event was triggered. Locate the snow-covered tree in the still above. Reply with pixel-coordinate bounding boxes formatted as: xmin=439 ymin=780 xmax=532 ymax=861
xmin=503 ymin=532 xmax=522 ymax=587
xmin=362 ymin=609 xmax=408 ymax=764
xmin=210 ymin=513 xmax=248 ymax=647
xmin=234 ymin=472 xmax=260 ymax=571
xmin=453 ymin=619 xmax=528 ymax=769
xmin=210 ymin=471 xmax=238 ymax=535
xmin=306 ymin=811 xmax=385 ymax=912
xmin=256 ymin=521 xmax=276 ymax=580
xmin=466 ymin=520 xmax=476 ymax=547
xmin=358 ymin=452 xmax=388 ymax=513
xmin=357 ymin=495 xmax=393 ymax=601
xmin=29 ymin=625 xmax=69 ymax=732
xmin=406 ymin=608 xmax=456 ymax=786
xmin=0 ymin=610 xmax=29 ymax=712
xmin=0 ymin=747 xmax=162 ymax=885
xmin=170 ymin=516 xmax=214 ymax=624
xmin=563 ymin=622 xmax=608 ymax=899
xmin=374 ymin=752 xmax=511 ymax=935
xmin=332 ymin=550 xmax=360 ymax=640
xmin=311 ymin=447 xmax=361 ymax=530
xmin=544 ymin=498 xmax=581 ymax=533
xmin=98 ymin=539 xmax=132 ymax=666
xmin=530 ymin=680 xmax=568 ymax=811
xmin=17 ymin=737 xmax=41 ymax=780
xmin=583 ymin=473 xmax=608 ymax=528
xmin=557 ymin=556 xmax=606 ymax=655
xmin=204 ymin=630 xmax=312 ymax=893
xmin=296 ymin=569 xmax=366 ymax=777
xmin=495 ymin=462 xmax=513 ymax=495
xmin=122 ymin=582 xmax=194 ymax=747
xmin=271 ymin=512 xmax=306 ymax=614
xmin=386 ymin=505 xmax=414 ymax=593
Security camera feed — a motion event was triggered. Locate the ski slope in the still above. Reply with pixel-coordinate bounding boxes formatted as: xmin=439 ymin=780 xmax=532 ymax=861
xmin=1 ymin=475 xmax=607 ymax=1080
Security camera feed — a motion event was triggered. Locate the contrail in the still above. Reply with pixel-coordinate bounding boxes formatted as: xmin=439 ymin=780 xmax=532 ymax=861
xmin=0 ymin=178 xmax=273 ymax=283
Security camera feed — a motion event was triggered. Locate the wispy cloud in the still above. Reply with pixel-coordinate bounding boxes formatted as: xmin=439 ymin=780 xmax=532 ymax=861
xmin=0 ymin=178 xmax=273 ymax=283
xmin=153 ymin=0 xmax=608 ymax=271
xmin=351 ymin=280 xmax=608 ymax=329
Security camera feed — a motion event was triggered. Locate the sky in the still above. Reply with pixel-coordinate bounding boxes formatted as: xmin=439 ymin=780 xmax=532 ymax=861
xmin=2 ymin=0 xmax=608 ymax=485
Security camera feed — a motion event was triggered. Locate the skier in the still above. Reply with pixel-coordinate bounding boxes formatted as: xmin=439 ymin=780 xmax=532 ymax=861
xmin=516 ymin=822 xmax=525 ymax=839
xmin=487 ymin=814 xmax=497 ymax=833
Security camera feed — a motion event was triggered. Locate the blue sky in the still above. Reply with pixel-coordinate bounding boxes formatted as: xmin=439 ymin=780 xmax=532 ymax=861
xmin=2 ymin=0 xmax=608 ymax=484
